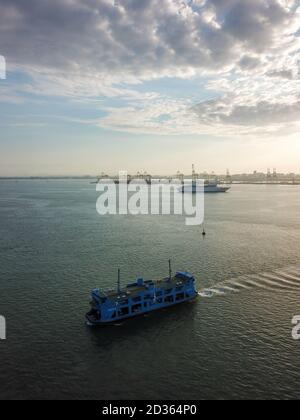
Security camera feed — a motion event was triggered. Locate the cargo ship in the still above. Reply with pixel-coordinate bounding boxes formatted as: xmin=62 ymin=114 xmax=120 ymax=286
xmin=86 ymin=262 xmax=198 ymax=325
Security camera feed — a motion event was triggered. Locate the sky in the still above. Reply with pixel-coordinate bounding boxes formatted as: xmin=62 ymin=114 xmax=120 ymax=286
xmin=0 ymin=0 xmax=300 ymax=176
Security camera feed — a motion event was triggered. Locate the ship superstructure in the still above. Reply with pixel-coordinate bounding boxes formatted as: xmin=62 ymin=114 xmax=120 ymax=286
xmin=86 ymin=263 xmax=198 ymax=325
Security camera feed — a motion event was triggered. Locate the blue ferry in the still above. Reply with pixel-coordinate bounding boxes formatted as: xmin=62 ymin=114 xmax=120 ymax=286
xmin=86 ymin=261 xmax=198 ymax=325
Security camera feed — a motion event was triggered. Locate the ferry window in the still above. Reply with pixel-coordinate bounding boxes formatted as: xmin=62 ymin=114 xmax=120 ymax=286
xmin=120 ymin=299 xmax=128 ymax=305
xmin=176 ymin=293 xmax=184 ymax=301
xmin=164 ymin=296 xmax=174 ymax=303
xmin=132 ymin=296 xmax=141 ymax=303
xmin=132 ymin=304 xmax=142 ymax=313
xmin=145 ymin=280 xmax=154 ymax=285
xmin=156 ymin=291 xmax=162 ymax=297
xmin=111 ymin=311 xmax=116 ymax=319
xmin=118 ymin=307 xmax=129 ymax=316
xmin=144 ymin=302 xmax=147 ymax=307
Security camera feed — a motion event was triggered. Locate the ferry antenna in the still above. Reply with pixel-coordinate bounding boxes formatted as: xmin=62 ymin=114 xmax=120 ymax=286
xmin=117 ymin=268 xmax=121 ymax=294
xmin=169 ymin=259 xmax=172 ymax=280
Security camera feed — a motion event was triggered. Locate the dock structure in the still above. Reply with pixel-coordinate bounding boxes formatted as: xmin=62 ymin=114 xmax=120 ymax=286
xmin=93 ymin=168 xmax=300 ymax=186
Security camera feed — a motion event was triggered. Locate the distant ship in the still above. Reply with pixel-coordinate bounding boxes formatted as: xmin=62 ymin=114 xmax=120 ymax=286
xmin=180 ymin=181 xmax=230 ymax=193
xmin=86 ymin=262 xmax=198 ymax=325
xmin=180 ymin=165 xmax=230 ymax=193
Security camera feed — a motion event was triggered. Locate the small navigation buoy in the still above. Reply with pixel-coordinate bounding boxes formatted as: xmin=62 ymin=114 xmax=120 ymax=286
xmin=202 ymin=227 xmax=206 ymax=236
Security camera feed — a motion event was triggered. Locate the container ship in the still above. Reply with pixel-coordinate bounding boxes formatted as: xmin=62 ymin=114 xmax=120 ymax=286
xmin=86 ymin=262 xmax=198 ymax=325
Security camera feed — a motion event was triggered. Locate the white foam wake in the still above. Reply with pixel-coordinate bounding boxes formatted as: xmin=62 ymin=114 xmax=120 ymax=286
xmin=198 ymin=264 xmax=300 ymax=298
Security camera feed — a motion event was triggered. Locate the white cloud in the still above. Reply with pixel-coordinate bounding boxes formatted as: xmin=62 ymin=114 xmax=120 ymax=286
xmin=0 ymin=0 xmax=300 ymax=136
xmin=1 ymin=0 xmax=298 ymax=78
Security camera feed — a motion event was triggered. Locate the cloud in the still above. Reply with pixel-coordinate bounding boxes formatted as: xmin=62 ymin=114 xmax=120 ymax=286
xmin=193 ymin=96 xmax=300 ymax=127
xmin=267 ymin=69 xmax=297 ymax=79
xmin=98 ymin=99 xmax=198 ymax=135
xmin=0 ymin=0 xmax=300 ymax=136
xmin=1 ymin=0 xmax=299 ymax=79
xmin=239 ymin=55 xmax=262 ymax=71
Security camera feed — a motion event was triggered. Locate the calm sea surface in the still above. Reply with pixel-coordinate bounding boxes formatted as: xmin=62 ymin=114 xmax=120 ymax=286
xmin=1 ymin=180 xmax=300 ymax=400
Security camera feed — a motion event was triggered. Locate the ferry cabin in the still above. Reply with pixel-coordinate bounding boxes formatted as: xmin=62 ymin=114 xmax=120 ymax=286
xmin=87 ymin=271 xmax=197 ymax=324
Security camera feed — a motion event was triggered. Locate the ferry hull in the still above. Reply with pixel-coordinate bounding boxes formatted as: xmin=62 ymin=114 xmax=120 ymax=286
xmin=86 ymin=270 xmax=198 ymax=326
xmin=86 ymin=293 xmax=198 ymax=326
